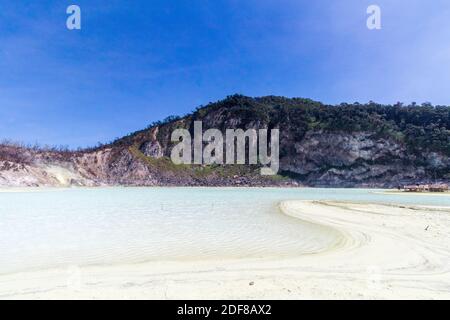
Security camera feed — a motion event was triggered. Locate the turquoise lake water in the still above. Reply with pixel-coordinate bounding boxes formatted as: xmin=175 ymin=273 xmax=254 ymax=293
xmin=0 ymin=187 xmax=448 ymax=274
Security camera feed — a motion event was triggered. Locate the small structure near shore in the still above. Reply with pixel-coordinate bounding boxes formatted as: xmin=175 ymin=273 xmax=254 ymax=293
xmin=403 ymin=184 xmax=449 ymax=193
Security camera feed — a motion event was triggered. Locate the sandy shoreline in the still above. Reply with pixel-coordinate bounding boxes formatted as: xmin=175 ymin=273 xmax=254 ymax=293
xmin=376 ymin=190 xmax=450 ymax=197
xmin=1 ymin=200 xmax=449 ymax=299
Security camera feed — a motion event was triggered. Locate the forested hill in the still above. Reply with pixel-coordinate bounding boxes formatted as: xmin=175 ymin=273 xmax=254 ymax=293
xmin=112 ymin=95 xmax=450 ymax=157
xmin=1 ymin=95 xmax=449 ymax=187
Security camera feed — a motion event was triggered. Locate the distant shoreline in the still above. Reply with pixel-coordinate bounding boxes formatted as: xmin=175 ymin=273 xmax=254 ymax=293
xmin=3 ymin=185 xmax=450 ymax=193
xmin=0 ymin=186 xmax=398 ymax=194
xmin=377 ymin=190 xmax=450 ymax=196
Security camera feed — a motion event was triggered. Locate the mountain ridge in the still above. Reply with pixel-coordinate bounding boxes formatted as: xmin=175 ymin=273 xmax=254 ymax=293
xmin=1 ymin=95 xmax=449 ymax=187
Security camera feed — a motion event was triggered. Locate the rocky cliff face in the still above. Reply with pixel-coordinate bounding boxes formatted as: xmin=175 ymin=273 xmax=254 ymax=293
xmin=1 ymin=95 xmax=449 ymax=187
xmin=280 ymin=131 xmax=444 ymax=187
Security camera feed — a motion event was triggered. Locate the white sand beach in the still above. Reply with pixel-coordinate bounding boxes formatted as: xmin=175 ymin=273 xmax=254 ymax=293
xmin=1 ymin=199 xmax=449 ymax=300
xmin=376 ymin=190 xmax=450 ymax=197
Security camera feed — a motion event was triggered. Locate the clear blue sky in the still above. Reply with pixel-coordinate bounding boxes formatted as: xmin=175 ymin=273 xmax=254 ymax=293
xmin=0 ymin=0 xmax=449 ymax=148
